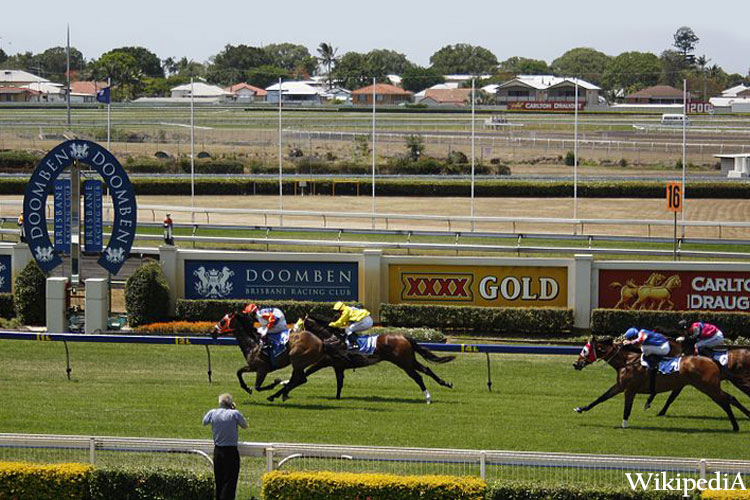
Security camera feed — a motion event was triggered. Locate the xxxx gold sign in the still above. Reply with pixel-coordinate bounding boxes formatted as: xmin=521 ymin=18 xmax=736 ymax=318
xmin=389 ymin=264 xmax=568 ymax=307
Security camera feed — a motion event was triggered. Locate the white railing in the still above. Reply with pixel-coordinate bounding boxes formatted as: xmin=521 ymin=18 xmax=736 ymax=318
xmin=1 ymin=433 xmax=749 ymax=485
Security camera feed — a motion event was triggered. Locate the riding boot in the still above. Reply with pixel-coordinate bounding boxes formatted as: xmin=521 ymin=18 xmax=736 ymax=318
xmin=649 ymin=367 xmax=657 ymax=399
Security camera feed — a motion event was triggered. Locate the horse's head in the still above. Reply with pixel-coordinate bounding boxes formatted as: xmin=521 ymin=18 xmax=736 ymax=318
xmin=213 ymin=312 xmax=238 ymax=339
xmin=573 ymin=336 xmax=616 ymax=370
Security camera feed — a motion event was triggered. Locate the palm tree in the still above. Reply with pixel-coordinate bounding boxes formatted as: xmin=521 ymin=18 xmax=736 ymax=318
xmin=317 ymin=42 xmax=338 ymax=88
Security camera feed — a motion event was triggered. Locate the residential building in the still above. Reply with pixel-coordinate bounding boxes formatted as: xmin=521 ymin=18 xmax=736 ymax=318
xmin=265 ymin=81 xmax=322 ymax=104
xmin=494 ymin=75 xmax=600 ymax=110
xmin=70 ymin=81 xmax=107 ymax=103
xmin=418 ymin=88 xmax=472 ymax=107
xmin=22 ymin=82 xmax=67 ymax=103
xmin=351 ymin=83 xmax=412 ymax=106
xmin=0 ymin=87 xmax=39 ymax=102
xmin=721 ymin=85 xmax=749 ymax=98
xmin=320 ymin=87 xmax=351 ymax=104
xmin=226 ymin=83 xmax=267 ymax=102
xmin=0 ymin=69 xmax=48 ymax=87
xmin=625 ymin=85 xmax=689 ymax=105
xmin=170 ymin=82 xmax=233 ymax=101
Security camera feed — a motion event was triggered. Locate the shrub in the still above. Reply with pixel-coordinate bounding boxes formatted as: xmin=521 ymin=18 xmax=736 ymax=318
xmin=448 ymin=150 xmax=469 ymax=164
xmin=262 ymin=470 xmax=486 ymax=500
xmin=134 ymin=321 xmax=215 ymax=335
xmin=565 ymin=151 xmax=575 ymax=166
xmin=0 ymin=293 xmax=14 ymax=319
xmin=487 ymin=480 xmax=688 ymax=499
xmin=178 ymin=158 xmax=244 ymax=174
xmin=405 ymin=134 xmax=425 ymax=161
xmin=176 ymin=299 xmax=359 ymax=323
xmin=88 ymin=467 xmax=213 ymax=500
xmin=125 ymin=260 xmax=171 ymax=327
xmin=590 ymin=308 xmax=750 ymax=340
xmin=0 ymin=461 xmax=92 ymax=500
xmin=0 ymin=150 xmax=42 ymax=169
xmin=619 ymin=158 xmax=629 ymax=167
xmin=380 ymin=304 xmax=574 ymax=336
xmin=14 ymin=261 xmax=46 ymax=326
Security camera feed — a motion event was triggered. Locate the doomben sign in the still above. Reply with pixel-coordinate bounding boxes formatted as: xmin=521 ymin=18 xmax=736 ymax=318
xmin=388 ymin=264 xmax=568 ymax=307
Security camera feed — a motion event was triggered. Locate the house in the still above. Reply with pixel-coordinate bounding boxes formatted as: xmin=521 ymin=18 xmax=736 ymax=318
xmin=625 ymin=85 xmax=689 ymax=105
xmin=265 ymin=81 xmax=322 ymax=104
xmin=70 ymin=81 xmax=107 ymax=103
xmin=494 ymin=75 xmax=600 ymax=110
xmin=418 ymin=88 xmax=472 ymax=107
xmin=0 ymin=69 xmax=48 ymax=87
xmin=414 ymin=83 xmax=459 ymax=101
xmin=170 ymin=82 xmax=233 ymax=101
xmin=320 ymin=87 xmax=351 ymax=104
xmin=226 ymin=83 xmax=267 ymax=102
xmin=351 ymin=83 xmax=412 ymax=106
xmin=721 ymin=85 xmax=749 ymax=98
xmin=0 ymin=87 xmax=39 ymax=102
xmin=22 ymin=82 xmax=67 ymax=103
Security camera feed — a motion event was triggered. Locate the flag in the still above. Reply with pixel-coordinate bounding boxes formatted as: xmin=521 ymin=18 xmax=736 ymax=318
xmin=96 ymin=87 xmax=111 ymax=104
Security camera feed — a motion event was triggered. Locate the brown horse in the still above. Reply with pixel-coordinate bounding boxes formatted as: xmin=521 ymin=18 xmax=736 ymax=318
xmin=572 ymin=336 xmax=750 ymax=431
xmin=300 ymin=315 xmax=455 ymax=404
xmin=212 ymin=311 xmax=340 ymax=402
xmin=655 ymin=338 xmax=750 ymax=416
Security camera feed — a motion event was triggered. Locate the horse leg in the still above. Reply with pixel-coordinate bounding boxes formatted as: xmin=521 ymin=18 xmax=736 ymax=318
xmin=236 ymin=366 xmax=254 ymax=396
xmin=254 ymin=367 xmax=283 ymax=392
xmin=403 ymin=368 xmax=431 ymax=404
xmin=414 ymin=361 xmax=453 ymax=389
xmin=656 ymin=388 xmax=684 ymax=417
xmin=268 ymin=368 xmax=308 ymax=402
xmin=729 ymin=395 xmax=750 ymax=420
xmin=574 ymin=383 xmax=622 ymax=414
xmin=730 ymin=379 xmax=750 ymax=399
xmin=622 ymin=390 xmax=636 ymax=428
xmin=693 ymin=385 xmax=740 ymax=432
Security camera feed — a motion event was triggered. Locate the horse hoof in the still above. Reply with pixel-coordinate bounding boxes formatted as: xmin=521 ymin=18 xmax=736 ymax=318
xmin=274 ymin=378 xmax=282 ymax=385
xmin=574 ymin=407 xmax=584 ymax=414
xmin=446 ymin=382 xmax=454 ymax=389
xmin=282 ymin=393 xmax=290 ymax=402
xmin=621 ymin=419 xmax=629 ymax=429
xmin=280 ymin=380 xmax=289 ymax=386
xmin=657 ymin=412 xmax=667 ymax=417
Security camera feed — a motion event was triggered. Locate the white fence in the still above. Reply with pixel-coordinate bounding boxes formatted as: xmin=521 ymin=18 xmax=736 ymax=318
xmin=1 ymin=433 xmax=749 ymax=491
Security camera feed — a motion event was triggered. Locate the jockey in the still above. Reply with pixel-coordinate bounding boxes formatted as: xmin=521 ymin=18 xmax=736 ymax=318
xmin=677 ymin=320 xmax=725 ymax=356
xmin=244 ymin=303 xmax=287 ymax=350
xmin=623 ymin=327 xmax=671 ymax=400
xmin=329 ymin=302 xmax=373 ymax=349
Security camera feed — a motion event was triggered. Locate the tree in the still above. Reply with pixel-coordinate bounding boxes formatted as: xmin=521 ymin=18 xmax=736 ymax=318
xmin=429 ymin=44 xmax=498 ymax=75
xmin=331 ymin=52 xmax=380 ymax=90
xmin=0 ymin=51 xmax=34 ymax=71
xmin=405 ymin=135 xmax=424 ymax=161
xmin=317 ymin=42 xmax=338 ymax=86
xmin=125 ymin=260 xmax=170 ymax=327
xmin=0 ymin=48 xmax=6 ymax=64
xmin=401 ymin=66 xmax=444 ymax=92
xmin=499 ymin=57 xmax=551 ymax=75
xmin=101 ymin=46 xmax=163 ymax=78
xmin=162 ymin=57 xmax=178 ymax=76
xmin=175 ymin=58 xmax=206 ymax=78
xmin=207 ymin=44 xmax=271 ymax=85
xmin=673 ymin=26 xmax=699 ymax=65
xmin=14 ymin=261 xmax=46 ymax=326
xmin=551 ymin=48 xmax=611 ymax=84
xmin=366 ymin=49 xmax=413 ymax=75
xmin=246 ymin=65 xmax=289 ymax=89
xmin=32 ymin=46 xmax=85 ymax=82
xmin=90 ymin=52 xmax=142 ymax=100
xmin=602 ymin=51 xmax=661 ymax=93
xmin=659 ymin=49 xmax=686 ymax=87
xmin=264 ymin=43 xmax=315 ymax=74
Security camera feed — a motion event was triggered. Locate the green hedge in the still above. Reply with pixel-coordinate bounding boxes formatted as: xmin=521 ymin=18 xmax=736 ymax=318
xmin=380 ymin=304 xmax=574 ymax=335
xmin=486 ymin=480 xmax=690 ymax=499
xmin=591 ymin=308 xmax=750 ymax=340
xmin=88 ymin=467 xmax=213 ymax=500
xmin=0 ymin=461 xmax=92 ymax=500
xmin=0 ymin=293 xmax=14 ymax=319
xmin=0 ymin=150 xmax=41 ymax=169
xmin=177 ymin=158 xmax=244 ymax=174
xmin=176 ymin=299 xmax=358 ymax=323
xmin=262 ymin=470 xmax=486 ymax=500
xmin=125 ymin=260 xmax=171 ymax=327
xmin=14 ymin=261 xmax=45 ymax=326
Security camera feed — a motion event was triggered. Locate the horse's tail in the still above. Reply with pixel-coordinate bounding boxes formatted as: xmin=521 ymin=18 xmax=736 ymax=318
xmin=609 ymin=281 xmax=624 ymax=289
xmin=407 ymin=337 xmax=455 ymax=364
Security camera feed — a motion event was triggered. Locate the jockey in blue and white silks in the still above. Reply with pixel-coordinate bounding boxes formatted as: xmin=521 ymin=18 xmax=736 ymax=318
xmin=623 ymin=327 xmax=670 ymax=359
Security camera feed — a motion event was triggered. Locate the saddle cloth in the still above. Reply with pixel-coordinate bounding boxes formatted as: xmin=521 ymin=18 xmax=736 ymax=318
xmin=266 ymin=329 xmax=290 ymax=361
xmin=354 ymin=335 xmax=378 ymax=355
xmin=641 ymin=355 xmax=681 ymax=375
xmin=708 ymin=350 xmax=729 ymax=368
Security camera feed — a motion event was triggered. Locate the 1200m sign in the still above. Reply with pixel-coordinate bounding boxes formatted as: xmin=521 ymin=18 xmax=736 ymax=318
xmin=184 ymin=260 xmax=358 ymax=301
xmin=388 ymin=264 xmax=568 ymax=307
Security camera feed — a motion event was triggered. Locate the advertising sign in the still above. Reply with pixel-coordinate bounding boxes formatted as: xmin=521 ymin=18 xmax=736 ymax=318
xmin=388 ymin=264 xmax=568 ymax=307
xmin=53 ymin=179 xmax=71 ymax=253
xmin=0 ymin=255 xmax=11 ymax=293
xmin=83 ymin=180 xmax=103 ymax=253
xmin=506 ymin=101 xmax=585 ymax=111
xmin=599 ymin=269 xmax=750 ymax=311
xmin=184 ymin=260 xmax=358 ymax=301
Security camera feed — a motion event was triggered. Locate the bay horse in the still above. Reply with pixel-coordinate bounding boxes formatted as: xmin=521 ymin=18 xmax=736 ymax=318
xmin=212 ymin=310 xmax=343 ymax=402
xmin=654 ymin=337 xmax=750 ymax=417
xmin=572 ymin=336 xmax=750 ymax=431
xmin=299 ymin=315 xmax=455 ymax=404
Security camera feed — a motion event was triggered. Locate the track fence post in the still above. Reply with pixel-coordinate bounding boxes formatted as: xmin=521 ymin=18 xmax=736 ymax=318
xmin=699 ymin=459 xmax=707 ymax=480
xmin=266 ymin=447 xmax=275 ymax=472
xmin=89 ymin=438 xmax=96 ymax=465
xmin=480 ymin=451 xmax=487 ymax=480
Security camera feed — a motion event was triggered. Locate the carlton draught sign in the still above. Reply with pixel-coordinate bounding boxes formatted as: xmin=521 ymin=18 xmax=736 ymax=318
xmin=599 ymin=269 xmax=750 ymax=311
xmin=388 ymin=264 xmax=568 ymax=307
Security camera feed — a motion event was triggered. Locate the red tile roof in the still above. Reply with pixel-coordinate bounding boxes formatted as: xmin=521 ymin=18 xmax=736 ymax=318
xmin=70 ymin=81 xmax=107 ymax=95
xmin=226 ymin=83 xmax=267 ymax=96
xmin=423 ymin=88 xmax=471 ymax=104
xmin=351 ymin=83 xmax=412 ymax=95
xmin=626 ymin=85 xmax=684 ymax=98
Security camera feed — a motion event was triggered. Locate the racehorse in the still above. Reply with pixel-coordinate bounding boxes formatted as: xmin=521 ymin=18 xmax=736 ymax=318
xmin=212 ymin=310 xmax=343 ymax=402
xmin=654 ymin=337 xmax=750 ymax=417
xmin=572 ymin=336 xmax=750 ymax=431
xmin=300 ymin=315 xmax=456 ymax=404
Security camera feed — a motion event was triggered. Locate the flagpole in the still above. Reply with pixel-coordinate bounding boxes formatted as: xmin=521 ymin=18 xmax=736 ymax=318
xmin=574 ymin=77 xmax=579 ymax=221
xmin=106 ymin=77 xmax=111 ymax=149
xmin=371 ymin=77 xmax=376 ymax=229
xmin=278 ymin=77 xmax=283 ymax=225
xmin=682 ymin=78 xmax=687 ymax=237
xmin=190 ymin=77 xmax=195 ymax=223
xmin=471 ymin=77 xmax=475 ymax=219
xmin=66 ymin=24 xmax=71 ymax=126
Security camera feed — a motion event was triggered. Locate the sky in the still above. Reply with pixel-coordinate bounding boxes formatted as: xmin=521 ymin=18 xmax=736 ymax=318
xmin=1 ymin=0 xmax=748 ymax=75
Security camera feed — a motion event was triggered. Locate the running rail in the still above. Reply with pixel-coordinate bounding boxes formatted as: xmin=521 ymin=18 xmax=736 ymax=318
xmin=0 ymin=331 xmax=580 ymax=391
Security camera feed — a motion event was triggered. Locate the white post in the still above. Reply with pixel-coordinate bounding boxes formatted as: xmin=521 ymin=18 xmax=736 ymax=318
xmin=106 ymin=77 xmax=111 ymax=150
xmin=46 ymin=277 xmax=69 ymax=333
xmin=190 ymin=77 xmax=195 ymax=223
xmin=371 ymin=77 xmax=376 ymax=228
xmin=574 ymin=77 xmax=579 ymax=220
xmin=471 ymin=78 xmax=475 ymax=218
xmin=84 ymin=278 xmax=109 ymax=334
xmin=682 ymin=78 xmax=687 ymax=237
xmin=278 ymin=77 xmax=284 ymax=225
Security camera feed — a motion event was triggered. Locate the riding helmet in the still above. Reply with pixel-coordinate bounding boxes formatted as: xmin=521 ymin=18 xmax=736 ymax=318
xmin=333 ymin=301 xmax=344 ymax=311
